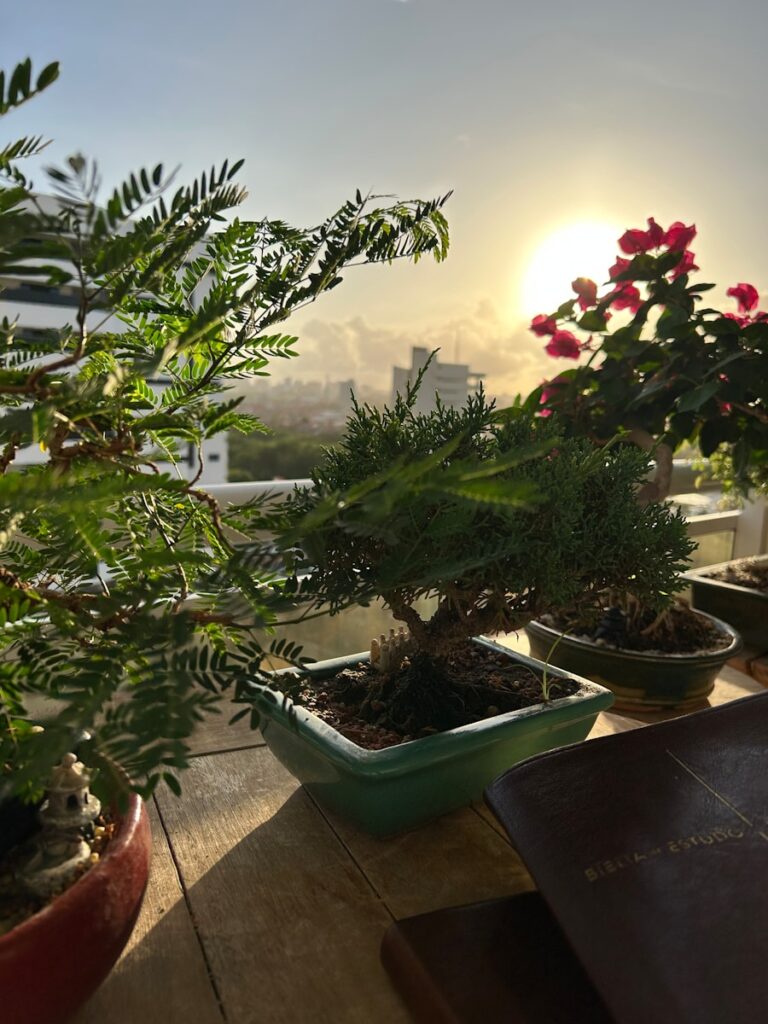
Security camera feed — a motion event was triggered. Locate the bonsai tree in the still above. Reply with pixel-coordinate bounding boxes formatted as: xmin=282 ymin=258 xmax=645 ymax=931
xmin=523 ymin=218 xmax=768 ymax=502
xmin=0 ymin=57 xmax=451 ymax=804
xmin=254 ymin=372 xmax=693 ymax=732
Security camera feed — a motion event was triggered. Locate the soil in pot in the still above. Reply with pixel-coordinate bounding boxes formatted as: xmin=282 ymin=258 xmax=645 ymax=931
xmin=702 ymin=558 xmax=768 ymax=593
xmin=296 ymin=642 xmax=578 ymax=750
xmin=0 ymin=809 xmax=116 ymax=936
xmin=527 ymin=601 xmax=740 ymax=711
xmin=543 ymin=600 xmax=732 ymax=656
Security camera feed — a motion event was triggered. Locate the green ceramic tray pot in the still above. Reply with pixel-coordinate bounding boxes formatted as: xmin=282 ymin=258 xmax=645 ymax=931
xmin=685 ymin=558 xmax=768 ymax=651
xmin=249 ymin=638 xmax=613 ymax=837
xmin=525 ymin=612 xmax=742 ymax=712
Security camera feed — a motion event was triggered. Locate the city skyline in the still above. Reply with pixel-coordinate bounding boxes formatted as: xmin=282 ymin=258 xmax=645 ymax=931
xmin=6 ymin=0 xmax=768 ymax=397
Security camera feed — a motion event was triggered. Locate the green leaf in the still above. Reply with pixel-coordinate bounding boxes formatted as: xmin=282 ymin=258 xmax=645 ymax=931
xmin=163 ymin=773 xmax=182 ymax=797
xmin=8 ymin=59 xmax=31 ymax=107
xmin=699 ymin=417 xmax=740 ymax=458
xmin=706 ymin=318 xmax=742 ymax=337
xmin=35 ymin=62 xmax=60 ymax=92
xmin=577 ymin=310 xmax=609 ymax=332
xmin=676 ymin=380 xmax=720 ymax=413
xmin=439 ymin=478 xmax=540 ymax=507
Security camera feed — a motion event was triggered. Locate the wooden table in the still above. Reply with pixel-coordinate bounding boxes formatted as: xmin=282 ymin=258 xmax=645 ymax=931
xmin=72 ymin=639 xmax=766 ymax=1024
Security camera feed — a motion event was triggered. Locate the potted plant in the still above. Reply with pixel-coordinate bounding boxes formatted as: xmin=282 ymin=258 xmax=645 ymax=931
xmin=519 ymin=218 xmax=761 ymax=703
xmin=525 ymin=218 xmax=768 ymax=504
xmin=244 ymin=375 xmax=693 ymax=835
xmin=684 ymin=557 xmax=768 ymax=651
xmin=524 ymin=603 xmax=741 ymax=711
xmin=0 ymin=56 xmax=451 ymax=1023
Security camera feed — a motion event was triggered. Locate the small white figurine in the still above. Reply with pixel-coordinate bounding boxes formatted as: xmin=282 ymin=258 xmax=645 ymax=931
xmin=20 ymin=754 xmax=102 ymax=898
xmin=370 ymin=626 xmax=412 ymax=673
xmin=39 ymin=753 xmax=101 ymax=832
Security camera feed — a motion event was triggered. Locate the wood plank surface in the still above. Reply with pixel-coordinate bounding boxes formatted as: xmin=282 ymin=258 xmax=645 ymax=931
xmin=73 ymin=801 xmax=223 ymax=1024
xmin=155 ymin=747 xmax=409 ymax=1024
xmin=70 ymin=628 xmax=765 ymax=1024
xmin=316 ymin=800 xmax=534 ymax=920
xmin=188 ymin=695 xmax=264 ymax=757
xmin=751 ymin=655 xmax=768 ymax=687
xmin=727 ymin=647 xmax=768 ymax=687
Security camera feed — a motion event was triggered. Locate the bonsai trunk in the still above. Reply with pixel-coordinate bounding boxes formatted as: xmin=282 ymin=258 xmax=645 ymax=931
xmin=385 ymin=592 xmax=528 ymax=660
xmin=628 ymin=429 xmax=673 ymax=503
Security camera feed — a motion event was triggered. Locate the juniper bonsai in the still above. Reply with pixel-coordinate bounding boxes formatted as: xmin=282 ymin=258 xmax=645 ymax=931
xmin=260 ymin=376 xmax=693 ymax=725
xmin=0 ymin=57 xmax=451 ymax=803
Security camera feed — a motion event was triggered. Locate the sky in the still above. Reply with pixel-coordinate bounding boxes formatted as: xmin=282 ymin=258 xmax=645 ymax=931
xmin=5 ymin=0 xmax=768 ymax=398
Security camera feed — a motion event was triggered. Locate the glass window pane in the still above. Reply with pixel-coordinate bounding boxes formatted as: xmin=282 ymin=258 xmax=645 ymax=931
xmin=689 ymin=531 xmax=735 ymax=570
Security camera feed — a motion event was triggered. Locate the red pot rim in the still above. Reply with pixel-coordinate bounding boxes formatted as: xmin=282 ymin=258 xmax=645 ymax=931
xmin=0 ymin=791 xmax=144 ymax=947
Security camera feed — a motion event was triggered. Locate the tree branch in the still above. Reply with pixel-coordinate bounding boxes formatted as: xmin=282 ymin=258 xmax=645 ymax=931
xmin=627 ymin=429 xmax=674 ymax=502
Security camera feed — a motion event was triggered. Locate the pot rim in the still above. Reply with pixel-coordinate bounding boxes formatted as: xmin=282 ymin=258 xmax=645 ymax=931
xmin=683 ymin=556 xmax=768 ymax=601
xmin=0 ymin=791 xmax=144 ymax=948
xmin=249 ymin=636 xmax=613 ymax=774
xmin=526 ymin=610 xmax=742 ymax=665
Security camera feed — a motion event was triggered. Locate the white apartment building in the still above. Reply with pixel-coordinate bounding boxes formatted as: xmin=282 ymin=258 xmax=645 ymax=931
xmin=0 ymin=204 xmax=227 ymax=484
xmin=392 ymin=346 xmax=485 ymax=414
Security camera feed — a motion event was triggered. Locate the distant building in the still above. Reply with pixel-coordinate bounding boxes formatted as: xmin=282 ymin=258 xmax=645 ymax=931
xmin=392 ymin=346 xmax=484 ymax=413
xmin=333 ymin=379 xmax=355 ymax=404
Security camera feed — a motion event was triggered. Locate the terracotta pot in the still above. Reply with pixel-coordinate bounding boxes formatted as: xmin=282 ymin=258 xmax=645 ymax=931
xmin=0 ymin=794 xmax=151 ymax=1024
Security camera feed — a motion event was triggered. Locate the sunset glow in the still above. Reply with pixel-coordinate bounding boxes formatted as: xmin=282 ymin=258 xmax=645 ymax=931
xmin=521 ymin=221 xmax=621 ymax=318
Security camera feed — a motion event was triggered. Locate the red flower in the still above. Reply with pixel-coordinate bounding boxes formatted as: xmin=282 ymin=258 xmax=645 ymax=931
xmin=669 ymin=250 xmax=699 ymax=280
xmin=727 ymin=282 xmax=759 ymax=314
xmin=538 ymin=391 xmax=554 ymax=417
xmin=530 ymin=314 xmax=558 ymax=337
xmin=538 ymin=375 xmax=569 ymax=416
xmin=618 ymin=217 xmax=665 ymax=255
xmin=664 ymin=221 xmax=696 ymax=251
xmin=618 ymin=228 xmax=652 ymax=255
xmin=609 ymin=282 xmax=642 ymax=313
xmin=545 ymin=330 xmax=581 ymax=359
xmin=571 ymin=277 xmax=598 ymax=310
xmin=645 ymin=217 xmax=666 ymax=248
xmin=723 ymin=312 xmax=751 ymax=327
xmin=608 ymin=256 xmax=632 ymax=281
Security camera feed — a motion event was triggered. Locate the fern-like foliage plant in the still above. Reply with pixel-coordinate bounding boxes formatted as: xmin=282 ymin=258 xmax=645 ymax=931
xmin=0 ymin=58 xmax=450 ymax=802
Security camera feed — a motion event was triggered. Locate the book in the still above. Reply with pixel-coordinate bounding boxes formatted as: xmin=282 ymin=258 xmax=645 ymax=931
xmin=484 ymin=691 xmax=768 ymax=1024
xmin=381 ymin=890 xmax=614 ymax=1024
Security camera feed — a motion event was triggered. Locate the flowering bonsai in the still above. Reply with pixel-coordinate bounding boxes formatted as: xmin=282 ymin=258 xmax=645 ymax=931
xmin=256 ymin=374 xmax=692 ymax=736
xmin=525 ymin=217 xmax=768 ymax=502
xmin=0 ymin=56 xmax=451 ymax=813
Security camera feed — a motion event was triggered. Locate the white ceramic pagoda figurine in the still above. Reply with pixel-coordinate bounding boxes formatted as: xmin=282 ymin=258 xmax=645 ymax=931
xmin=371 ymin=626 xmax=413 ymax=673
xmin=20 ymin=753 xmax=101 ymax=898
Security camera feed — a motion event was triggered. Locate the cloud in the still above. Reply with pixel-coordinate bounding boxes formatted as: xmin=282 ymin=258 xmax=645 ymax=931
xmin=275 ymin=301 xmax=555 ymax=401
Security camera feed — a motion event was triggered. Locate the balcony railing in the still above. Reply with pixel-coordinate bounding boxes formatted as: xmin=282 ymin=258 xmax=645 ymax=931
xmin=205 ymin=477 xmax=768 ymax=570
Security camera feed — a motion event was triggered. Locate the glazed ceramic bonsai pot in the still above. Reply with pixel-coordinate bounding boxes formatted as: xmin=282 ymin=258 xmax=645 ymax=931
xmin=525 ymin=612 xmax=742 ymax=712
xmin=0 ymin=793 xmax=151 ymax=1024
xmin=685 ymin=557 xmax=768 ymax=651
xmin=250 ymin=637 xmax=613 ymax=836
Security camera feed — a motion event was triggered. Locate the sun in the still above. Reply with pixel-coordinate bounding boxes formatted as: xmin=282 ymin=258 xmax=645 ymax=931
xmin=521 ymin=221 xmax=621 ymax=318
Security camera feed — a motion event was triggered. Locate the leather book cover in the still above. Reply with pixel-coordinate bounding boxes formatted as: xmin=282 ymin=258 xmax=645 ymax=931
xmin=485 ymin=692 xmax=768 ymax=1024
xmin=381 ymin=890 xmax=613 ymax=1024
